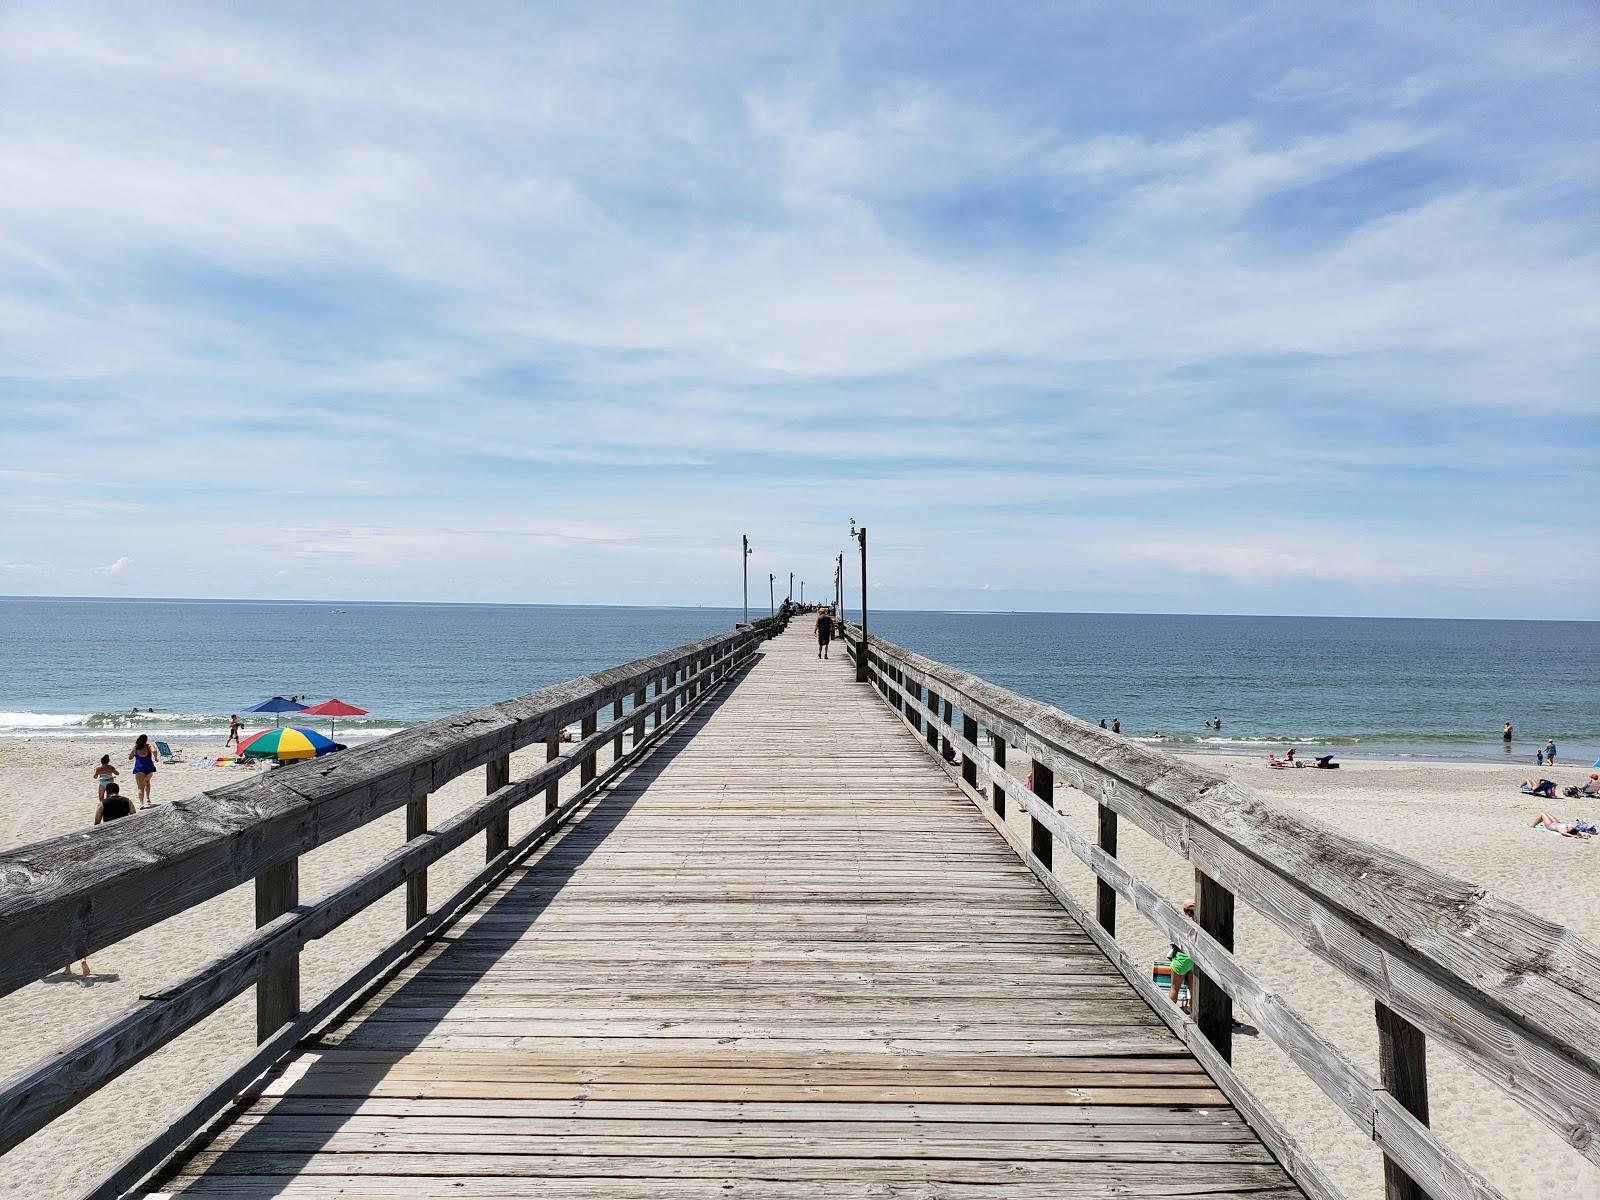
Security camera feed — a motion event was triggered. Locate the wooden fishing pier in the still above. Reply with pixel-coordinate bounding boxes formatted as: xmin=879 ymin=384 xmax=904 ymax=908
xmin=1 ymin=615 xmax=1596 ymax=1198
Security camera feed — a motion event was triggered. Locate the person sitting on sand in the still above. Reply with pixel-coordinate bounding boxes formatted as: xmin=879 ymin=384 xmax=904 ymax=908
xmin=1531 ymin=812 xmax=1594 ymax=838
xmin=1521 ymin=778 xmax=1558 ymax=798
xmin=65 ymin=783 xmax=137 ymax=981
xmin=1580 ymin=773 xmax=1600 ymax=798
xmin=91 ymin=754 xmax=119 ymax=799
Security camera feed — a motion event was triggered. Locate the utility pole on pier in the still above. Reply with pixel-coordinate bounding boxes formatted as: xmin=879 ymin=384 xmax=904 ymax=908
xmin=836 ymin=552 xmax=843 ymax=615
xmin=769 ymin=573 xmax=775 ymax=618
xmin=800 ymin=580 xmax=805 ymax=605
xmin=850 ymin=519 xmax=868 ymax=683
xmin=789 ymin=572 xmax=793 ymax=606
xmin=741 ymin=535 xmax=751 ymax=626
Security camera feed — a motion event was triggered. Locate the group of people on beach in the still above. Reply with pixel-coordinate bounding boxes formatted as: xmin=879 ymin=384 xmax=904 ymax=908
xmin=89 ymin=734 xmax=159 ymax=813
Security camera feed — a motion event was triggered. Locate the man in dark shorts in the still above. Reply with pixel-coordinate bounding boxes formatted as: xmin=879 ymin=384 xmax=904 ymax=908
xmin=815 ymin=607 xmax=834 ymax=659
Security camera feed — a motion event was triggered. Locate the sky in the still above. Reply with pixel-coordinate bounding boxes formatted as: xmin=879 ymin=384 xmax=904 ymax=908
xmin=0 ymin=3 xmax=1596 ymax=620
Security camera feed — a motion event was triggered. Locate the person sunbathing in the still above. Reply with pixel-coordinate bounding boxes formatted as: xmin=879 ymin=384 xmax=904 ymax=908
xmin=1521 ymin=777 xmax=1557 ymax=798
xmin=1531 ymin=812 xmax=1595 ymax=837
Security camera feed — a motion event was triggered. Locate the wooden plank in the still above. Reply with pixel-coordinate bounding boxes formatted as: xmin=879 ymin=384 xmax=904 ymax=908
xmin=254 ymin=858 xmax=298 ymax=1042
xmin=403 ymin=796 xmax=427 ymax=928
xmin=1377 ymin=1002 xmax=1431 ymax=1200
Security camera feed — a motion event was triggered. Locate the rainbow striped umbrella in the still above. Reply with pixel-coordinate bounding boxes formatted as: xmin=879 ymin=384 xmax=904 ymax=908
xmin=237 ymin=726 xmax=336 ymax=761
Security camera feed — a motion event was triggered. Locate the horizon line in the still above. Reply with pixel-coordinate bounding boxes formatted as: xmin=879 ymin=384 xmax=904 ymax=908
xmin=1 ymin=593 xmax=1594 ymax=625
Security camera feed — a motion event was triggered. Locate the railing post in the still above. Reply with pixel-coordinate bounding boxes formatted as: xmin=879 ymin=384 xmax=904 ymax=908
xmin=991 ymin=735 xmax=1006 ymax=817
xmin=405 ymin=795 xmax=428 ymax=927
xmin=941 ymin=698 xmax=954 ymax=760
xmin=1096 ymin=802 xmax=1119 ymax=935
xmin=612 ymin=698 xmax=624 ymax=760
xmin=254 ymin=858 xmax=299 ymax=1042
xmin=1029 ymin=762 xmax=1054 ymax=871
xmin=633 ymin=685 xmax=647 ymax=748
xmin=909 ymin=681 xmax=924 ymax=735
xmin=545 ymin=733 xmax=560 ymax=813
xmin=961 ymin=713 xmax=979 ymax=790
xmin=925 ymin=687 xmax=940 ymax=751
xmin=1376 ymin=1002 xmax=1433 ymax=1200
xmin=580 ymin=712 xmax=598 ymax=785
xmin=1194 ymin=869 xmax=1236 ymax=1063
xmin=485 ymin=755 xmax=510 ymax=862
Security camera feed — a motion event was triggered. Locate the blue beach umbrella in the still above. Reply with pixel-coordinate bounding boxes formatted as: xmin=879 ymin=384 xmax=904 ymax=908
xmin=243 ymin=696 xmax=308 ymax=728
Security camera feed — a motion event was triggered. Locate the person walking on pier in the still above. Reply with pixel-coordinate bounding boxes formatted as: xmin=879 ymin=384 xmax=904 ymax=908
xmin=815 ymin=606 xmax=835 ymax=659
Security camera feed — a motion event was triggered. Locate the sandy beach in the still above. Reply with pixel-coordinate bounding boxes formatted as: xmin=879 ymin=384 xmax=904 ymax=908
xmin=2 ymin=736 xmax=1597 ymax=1198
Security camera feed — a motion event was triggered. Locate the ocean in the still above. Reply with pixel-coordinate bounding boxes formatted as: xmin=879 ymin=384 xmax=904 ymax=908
xmin=1 ymin=598 xmax=1595 ymax=764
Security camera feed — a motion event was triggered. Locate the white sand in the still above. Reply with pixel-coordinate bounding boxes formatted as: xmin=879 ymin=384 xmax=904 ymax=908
xmin=2 ymin=738 xmax=1597 ymax=1197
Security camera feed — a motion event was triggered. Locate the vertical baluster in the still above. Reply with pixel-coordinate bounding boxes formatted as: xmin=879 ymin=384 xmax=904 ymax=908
xmin=255 ymin=858 xmax=299 ymax=1042
xmin=1194 ymin=871 xmax=1236 ymax=1062
xmin=405 ymin=794 xmax=428 ymax=927
xmin=485 ymin=754 xmax=510 ymax=862
xmin=961 ymin=713 xmax=979 ymax=790
xmin=633 ymin=685 xmax=647 ymax=749
xmin=1376 ymin=1003 xmax=1432 ymax=1200
xmin=1029 ymin=761 xmax=1054 ymax=871
xmin=941 ymin=698 xmax=954 ymax=761
xmin=925 ymin=687 xmax=941 ymax=750
xmin=991 ymin=735 xmax=1006 ymax=817
xmin=612 ymin=698 xmax=624 ymax=761
xmin=545 ymin=732 xmax=560 ymax=814
xmin=580 ymin=711 xmax=598 ymax=786
xmin=1096 ymin=801 xmax=1119 ymax=935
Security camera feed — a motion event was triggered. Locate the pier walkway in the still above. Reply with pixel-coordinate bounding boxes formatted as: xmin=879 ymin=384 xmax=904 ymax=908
xmin=142 ymin=625 xmax=1294 ymax=1197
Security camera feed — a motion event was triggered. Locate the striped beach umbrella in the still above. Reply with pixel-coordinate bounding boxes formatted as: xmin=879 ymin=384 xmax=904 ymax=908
xmin=237 ymin=726 xmax=336 ymax=761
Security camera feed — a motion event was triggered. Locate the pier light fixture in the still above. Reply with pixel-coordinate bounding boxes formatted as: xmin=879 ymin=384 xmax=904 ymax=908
xmin=742 ymin=535 xmax=752 ymax=627
xmin=850 ymin=519 xmax=868 ymax=682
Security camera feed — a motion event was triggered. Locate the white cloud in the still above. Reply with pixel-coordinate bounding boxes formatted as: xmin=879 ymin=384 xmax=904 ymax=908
xmin=90 ymin=556 xmax=133 ymax=577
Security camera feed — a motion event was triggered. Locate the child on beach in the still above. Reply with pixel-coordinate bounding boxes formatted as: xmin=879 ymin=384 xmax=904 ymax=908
xmin=1167 ymin=899 xmax=1197 ymax=1006
xmin=92 ymin=754 xmax=119 ymax=799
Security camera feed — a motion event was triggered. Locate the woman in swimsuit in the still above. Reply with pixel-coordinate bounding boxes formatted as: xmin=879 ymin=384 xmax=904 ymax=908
xmin=92 ymin=754 xmax=119 ymax=799
xmin=128 ymin=734 xmax=157 ymax=809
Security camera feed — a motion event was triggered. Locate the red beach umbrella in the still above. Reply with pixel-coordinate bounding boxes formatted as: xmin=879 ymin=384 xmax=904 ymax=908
xmin=299 ymin=698 xmax=367 ymax=740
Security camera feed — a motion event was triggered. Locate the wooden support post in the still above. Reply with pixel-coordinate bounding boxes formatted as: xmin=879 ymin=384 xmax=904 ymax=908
xmin=1194 ymin=870 xmax=1236 ymax=1063
xmin=961 ymin=714 xmax=979 ymax=790
xmin=1377 ymin=1002 xmax=1433 ymax=1200
xmin=545 ymin=734 xmax=560 ymax=814
xmin=992 ymin=736 xmax=1006 ymax=817
xmin=909 ymin=682 xmax=923 ymax=734
xmin=925 ymin=688 xmax=940 ymax=750
xmin=254 ymin=858 xmax=299 ymax=1042
xmin=612 ymin=698 xmax=624 ymax=759
xmin=1096 ymin=803 xmax=1119 ymax=935
xmin=633 ymin=686 xmax=647 ymax=748
xmin=405 ymin=795 xmax=427 ymax=928
xmin=580 ymin=712 xmax=598 ymax=785
xmin=485 ymin=755 xmax=510 ymax=862
xmin=1029 ymin=762 xmax=1054 ymax=871
xmin=942 ymin=698 xmax=954 ymax=760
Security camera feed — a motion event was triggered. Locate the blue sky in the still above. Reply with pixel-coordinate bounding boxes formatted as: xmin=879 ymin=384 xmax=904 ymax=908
xmin=1 ymin=3 xmax=1596 ymax=618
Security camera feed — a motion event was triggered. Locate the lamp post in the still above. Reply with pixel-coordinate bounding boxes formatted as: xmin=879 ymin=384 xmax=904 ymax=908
xmin=741 ymin=535 xmax=751 ymax=626
xmin=789 ymin=572 xmax=793 ymax=606
xmin=850 ymin=519 xmax=868 ymax=683
xmin=768 ymin=573 xmax=775 ymax=618
xmin=836 ymin=551 xmax=843 ymax=615
xmin=800 ymin=580 xmax=804 ymax=606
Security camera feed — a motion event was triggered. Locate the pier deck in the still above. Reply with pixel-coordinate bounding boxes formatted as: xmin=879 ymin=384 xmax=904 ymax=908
xmin=144 ymin=624 xmax=1297 ymax=1198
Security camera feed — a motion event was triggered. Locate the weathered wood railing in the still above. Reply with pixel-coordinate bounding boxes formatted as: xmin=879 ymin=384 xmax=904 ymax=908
xmin=840 ymin=622 xmax=1600 ymax=1200
xmin=0 ymin=615 xmax=784 ymax=1199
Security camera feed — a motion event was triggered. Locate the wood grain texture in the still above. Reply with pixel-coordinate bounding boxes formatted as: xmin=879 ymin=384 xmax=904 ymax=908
xmin=137 ymin=624 xmax=1294 ymax=1200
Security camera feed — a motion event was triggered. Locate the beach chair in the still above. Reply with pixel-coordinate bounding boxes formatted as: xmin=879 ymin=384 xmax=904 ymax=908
xmin=154 ymin=739 xmax=180 ymax=764
xmin=1152 ymin=960 xmax=1191 ymax=1012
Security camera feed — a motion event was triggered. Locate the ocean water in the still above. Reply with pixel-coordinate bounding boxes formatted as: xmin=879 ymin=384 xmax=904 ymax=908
xmin=867 ymin=610 xmax=1599 ymax=765
xmin=0 ymin=598 xmax=1595 ymax=764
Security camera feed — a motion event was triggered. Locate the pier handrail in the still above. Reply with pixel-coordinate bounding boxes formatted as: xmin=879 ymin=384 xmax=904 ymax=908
xmin=840 ymin=622 xmax=1600 ymax=1200
xmin=0 ymin=614 xmax=784 ymax=1195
